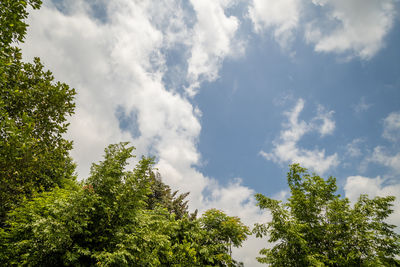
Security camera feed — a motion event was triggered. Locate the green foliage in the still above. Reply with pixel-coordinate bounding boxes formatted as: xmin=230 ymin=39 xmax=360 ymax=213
xmin=200 ymin=209 xmax=250 ymax=266
xmin=0 ymin=0 xmax=76 ymax=224
xmin=0 ymin=0 xmax=42 ymax=73
xmin=0 ymin=57 xmax=76 ymax=223
xmin=254 ymin=164 xmax=400 ymax=266
xmin=0 ymin=184 xmax=78 ymax=265
xmin=146 ymin=171 xmax=197 ymax=220
xmin=0 ymin=0 xmax=42 ymax=47
xmin=1 ymin=143 xmax=249 ymax=266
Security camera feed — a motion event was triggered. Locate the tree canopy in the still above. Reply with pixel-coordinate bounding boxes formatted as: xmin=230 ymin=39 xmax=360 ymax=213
xmin=1 ymin=143 xmax=249 ymax=266
xmin=253 ymin=164 xmax=400 ymax=266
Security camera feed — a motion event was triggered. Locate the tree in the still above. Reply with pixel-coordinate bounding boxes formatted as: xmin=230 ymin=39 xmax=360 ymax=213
xmin=253 ymin=164 xmax=400 ymax=266
xmin=200 ymin=209 xmax=249 ymax=266
xmin=0 ymin=0 xmax=76 ymax=225
xmin=146 ymin=171 xmax=197 ymax=220
xmin=0 ymin=0 xmax=42 ymax=48
xmin=1 ymin=143 xmax=249 ymax=266
xmin=1 ymin=143 xmax=174 ymax=265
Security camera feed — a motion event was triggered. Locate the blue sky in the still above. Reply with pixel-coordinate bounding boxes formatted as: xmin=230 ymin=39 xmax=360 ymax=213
xmin=22 ymin=0 xmax=400 ymax=265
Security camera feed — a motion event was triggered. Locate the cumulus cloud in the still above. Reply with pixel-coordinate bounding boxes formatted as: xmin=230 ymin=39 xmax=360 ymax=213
xmin=261 ymin=99 xmax=339 ymax=174
xmin=186 ymin=0 xmax=243 ymax=96
xmin=248 ymin=0 xmax=301 ymax=48
xmin=22 ymin=2 xmax=131 ymax=177
xmin=383 ymin=111 xmax=400 ymax=142
xmin=345 ymin=175 xmax=400 ymax=228
xmin=305 ymin=0 xmax=396 ymax=59
xmin=249 ymin=0 xmax=397 ymax=59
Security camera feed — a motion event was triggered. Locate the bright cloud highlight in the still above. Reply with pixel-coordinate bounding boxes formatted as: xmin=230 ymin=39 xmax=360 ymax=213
xmin=186 ymin=0 xmax=243 ymax=96
xmin=248 ymin=0 xmax=300 ymax=48
xmin=249 ymin=0 xmax=397 ymax=59
xmin=305 ymin=0 xmax=396 ymax=59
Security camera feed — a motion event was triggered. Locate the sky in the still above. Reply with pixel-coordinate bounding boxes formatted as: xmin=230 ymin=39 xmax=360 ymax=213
xmin=21 ymin=0 xmax=400 ymax=265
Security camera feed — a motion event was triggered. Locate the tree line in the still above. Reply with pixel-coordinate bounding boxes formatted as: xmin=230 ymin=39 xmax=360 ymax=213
xmin=1 ymin=1 xmax=399 ymax=266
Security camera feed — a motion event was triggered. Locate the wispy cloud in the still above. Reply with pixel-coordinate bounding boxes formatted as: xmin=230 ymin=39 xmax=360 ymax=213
xmin=369 ymin=146 xmax=400 ymax=174
xmin=383 ymin=111 xmax=400 ymax=142
xmin=260 ymin=99 xmax=339 ymax=174
xmin=345 ymin=138 xmax=365 ymax=158
xmin=347 ymin=110 xmax=400 ymax=230
xmin=363 ymin=111 xmax=400 ymax=174
xmin=353 ymin=96 xmax=373 ymax=113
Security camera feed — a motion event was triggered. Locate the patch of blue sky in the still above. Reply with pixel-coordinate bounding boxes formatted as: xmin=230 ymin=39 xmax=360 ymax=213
xmin=161 ymin=43 xmax=190 ymax=93
xmin=51 ymin=0 xmax=108 ymax=23
xmin=115 ymin=105 xmax=141 ymax=139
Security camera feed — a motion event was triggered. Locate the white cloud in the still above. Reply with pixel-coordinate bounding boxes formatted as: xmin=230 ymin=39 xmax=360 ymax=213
xmin=345 ymin=138 xmax=365 ymax=158
xmin=248 ymin=0 xmax=300 ymax=48
xmin=186 ymin=0 xmax=243 ymax=96
xmin=383 ymin=111 xmax=400 ymax=142
xmin=21 ymin=1 xmax=262 ymax=265
xmin=369 ymin=146 xmax=400 ymax=174
xmin=22 ymin=2 xmax=131 ymax=177
xmin=261 ymin=99 xmax=339 ymax=174
xmin=345 ymin=175 xmax=400 ymax=228
xmin=359 ymin=111 xmax=400 ymax=174
xmin=314 ymin=105 xmax=335 ymax=136
xmin=305 ymin=0 xmax=397 ymax=59
xmin=249 ymin=0 xmax=397 ymax=59
xmin=354 ymin=96 xmax=373 ymax=113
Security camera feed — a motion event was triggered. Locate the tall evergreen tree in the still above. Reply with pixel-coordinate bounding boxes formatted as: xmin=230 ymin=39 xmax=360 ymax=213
xmin=147 ymin=171 xmax=197 ymax=220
